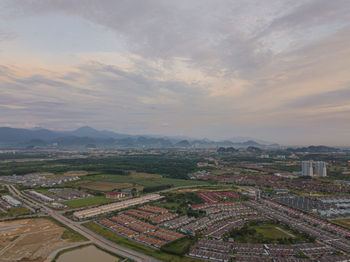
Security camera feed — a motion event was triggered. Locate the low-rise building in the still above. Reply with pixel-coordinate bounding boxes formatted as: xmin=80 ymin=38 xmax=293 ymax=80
xmin=105 ymin=192 xmax=126 ymax=199
xmin=73 ymin=193 xmax=163 ymax=220
xmin=1 ymin=195 xmax=22 ymax=207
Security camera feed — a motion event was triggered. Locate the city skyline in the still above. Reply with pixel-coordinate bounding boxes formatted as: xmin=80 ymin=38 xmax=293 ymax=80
xmin=1 ymin=1 xmax=350 ymax=145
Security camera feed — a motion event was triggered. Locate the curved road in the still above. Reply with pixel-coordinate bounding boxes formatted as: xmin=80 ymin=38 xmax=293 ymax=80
xmin=7 ymin=185 xmax=161 ymax=262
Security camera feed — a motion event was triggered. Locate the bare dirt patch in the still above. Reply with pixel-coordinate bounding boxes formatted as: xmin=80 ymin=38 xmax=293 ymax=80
xmin=79 ymin=181 xmax=132 ymax=191
xmin=0 ymin=218 xmax=78 ymax=262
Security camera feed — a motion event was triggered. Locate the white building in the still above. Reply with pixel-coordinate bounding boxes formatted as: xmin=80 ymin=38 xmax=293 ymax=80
xmin=73 ymin=193 xmax=163 ymax=220
xmin=27 ymin=190 xmax=55 ymax=202
xmin=302 ymin=161 xmax=313 ymax=176
xmin=1 ymin=195 xmax=22 ymax=207
xmin=314 ymin=161 xmax=327 ymax=177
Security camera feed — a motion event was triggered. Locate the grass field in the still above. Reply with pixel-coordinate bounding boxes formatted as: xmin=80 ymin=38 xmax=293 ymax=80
xmin=78 ymin=174 xmax=208 ymax=189
xmin=161 ymin=237 xmax=194 ymax=256
xmin=82 ymin=222 xmax=200 ymax=262
xmin=228 ymin=222 xmax=307 ymax=244
xmin=64 ymin=196 xmax=115 ymax=208
xmin=154 ymin=202 xmax=182 ymax=210
xmin=78 ymin=181 xmax=133 ymax=191
xmin=0 ymin=207 xmax=33 ymax=217
xmin=130 ymin=171 xmax=162 ymax=179
xmin=61 ymin=229 xmax=87 ymax=242
xmin=251 ymin=224 xmax=294 ymax=239
xmin=332 ymin=218 xmax=350 ymax=230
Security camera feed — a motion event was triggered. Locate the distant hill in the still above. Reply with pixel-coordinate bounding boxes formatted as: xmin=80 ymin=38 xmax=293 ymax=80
xmin=228 ymin=136 xmax=275 ymax=145
xmin=175 ymin=140 xmax=191 ymax=147
xmin=0 ymin=127 xmax=58 ymax=142
xmin=217 ymin=147 xmax=237 ymax=153
xmin=0 ymin=126 xmax=279 ymax=149
xmin=286 ymin=145 xmax=339 ymax=153
xmin=67 ymin=126 xmax=129 ymax=139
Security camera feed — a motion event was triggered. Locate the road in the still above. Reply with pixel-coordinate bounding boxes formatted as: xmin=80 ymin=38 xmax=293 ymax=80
xmin=6 ymin=184 xmax=161 ymax=262
xmin=4 ymin=183 xmax=210 ymax=261
xmin=158 ymin=184 xmax=210 ymax=193
xmin=6 ymin=185 xmax=38 ymax=212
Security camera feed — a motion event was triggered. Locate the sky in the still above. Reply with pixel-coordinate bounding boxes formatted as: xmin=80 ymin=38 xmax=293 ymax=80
xmin=0 ymin=0 xmax=350 ymax=146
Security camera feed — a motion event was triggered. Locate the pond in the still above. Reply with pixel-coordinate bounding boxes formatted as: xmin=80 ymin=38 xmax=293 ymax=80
xmin=56 ymin=245 xmax=119 ymax=262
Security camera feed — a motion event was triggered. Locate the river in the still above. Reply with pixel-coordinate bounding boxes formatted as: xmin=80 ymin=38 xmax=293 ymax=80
xmin=56 ymin=245 xmax=119 ymax=262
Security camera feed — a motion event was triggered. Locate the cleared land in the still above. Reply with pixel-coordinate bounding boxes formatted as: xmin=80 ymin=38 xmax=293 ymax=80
xmin=83 ymin=222 xmax=200 ymax=262
xmin=64 ymin=196 xmax=115 ymax=208
xmin=0 ymin=218 xmax=84 ymax=262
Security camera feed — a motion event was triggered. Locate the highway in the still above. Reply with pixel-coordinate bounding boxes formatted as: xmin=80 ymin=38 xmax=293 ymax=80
xmin=6 ymin=185 xmax=38 ymax=213
xmin=6 ymin=184 xmax=161 ymax=262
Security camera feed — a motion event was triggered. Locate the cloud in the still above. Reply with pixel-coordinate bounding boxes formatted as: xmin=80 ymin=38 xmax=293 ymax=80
xmin=0 ymin=29 xmax=16 ymax=42
xmin=0 ymin=1 xmax=291 ymax=73
xmin=0 ymin=0 xmax=350 ymax=144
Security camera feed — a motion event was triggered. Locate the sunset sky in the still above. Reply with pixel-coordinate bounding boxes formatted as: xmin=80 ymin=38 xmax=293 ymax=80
xmin=1 ymin=0 xmax=350 ymax=145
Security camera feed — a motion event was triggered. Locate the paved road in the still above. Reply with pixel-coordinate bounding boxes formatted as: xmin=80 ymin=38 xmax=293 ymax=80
xmin=6 ymin=184 xmax=161 ymax=262
xmin=6 ymin=185 xmax=38 ymax=212
xmin=158 ymin=184 xmax=210 ymax=193
xmin=51 ymin=212 xmax=160 ymax=262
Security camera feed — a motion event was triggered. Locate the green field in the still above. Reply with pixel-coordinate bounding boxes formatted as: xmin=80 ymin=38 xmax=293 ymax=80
xmin=154 ymin=202 xmax=182 ymax=210
xmin=161 ymin=237 xmax=194 ymax=256
xmin=154 ymin=192 xmax=205 ymax=217
xmin=332 ymin=218 xmax=350 ymax=230
xmin=78 ymin=174 xmax=208 ymax=189
xmin=82 ymin=222 xmax=200 ymax=262
xmin=64 ymin=196 xmax=115 ymax=208
xmin=61 ymin=229 xmax=87 ymax=242
xmin=251 ymin=224 xmax=293 ymax=239
xmin=226 ymin=221 xmax=312 ymax=244
xmin=0 ymin=206 xmax=33 ymax=217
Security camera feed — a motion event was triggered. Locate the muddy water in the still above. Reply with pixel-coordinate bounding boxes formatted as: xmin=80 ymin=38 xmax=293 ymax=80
xmin=56 ymin=245 xmax=118 ymax=262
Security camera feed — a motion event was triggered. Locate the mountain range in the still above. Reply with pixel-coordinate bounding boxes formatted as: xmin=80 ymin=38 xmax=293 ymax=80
xmin=0 ymin=126 xmax=278 ymax=148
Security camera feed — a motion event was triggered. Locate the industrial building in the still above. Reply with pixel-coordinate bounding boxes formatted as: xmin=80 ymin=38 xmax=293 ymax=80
xmin=27 ymin=190 xmax=55 ymax=203
xmin=1 ymin=195 xmax=22 ymax=207
xmin=105 ymin=192 xmax=126 ymax=199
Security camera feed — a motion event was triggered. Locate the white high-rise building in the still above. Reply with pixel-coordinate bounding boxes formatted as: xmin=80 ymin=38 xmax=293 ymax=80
xmin=302 ymin=161 xmax=313 ymax=176
xmin=314 ymin=161 xmax=327 ymax=177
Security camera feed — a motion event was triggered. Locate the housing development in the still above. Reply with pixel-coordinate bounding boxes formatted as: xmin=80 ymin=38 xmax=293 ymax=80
xmin=1 ymin=145 xmax=350 ymax=262
xmin=2 ymin=0 xmax=350 ymax=260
